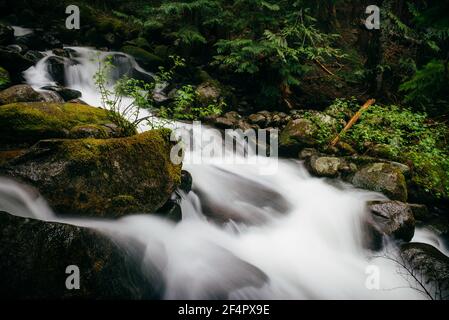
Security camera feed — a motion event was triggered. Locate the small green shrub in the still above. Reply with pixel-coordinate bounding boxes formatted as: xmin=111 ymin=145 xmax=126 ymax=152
xmin=159 ymin=85 xmax=224 ymax=120
xmin=325 ymin=99 xmax=449 ymax=199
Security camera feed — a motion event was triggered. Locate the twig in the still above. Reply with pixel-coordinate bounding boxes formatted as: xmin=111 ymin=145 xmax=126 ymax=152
xmin=330 ymin=98 xmax=376 ymax=147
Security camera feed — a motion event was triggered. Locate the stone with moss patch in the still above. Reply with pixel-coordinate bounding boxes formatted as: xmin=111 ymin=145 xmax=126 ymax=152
xmin=352 ymin=162 xmax=408 ymax=201
xmin=122 ymin=46 xmax=164 ymax=70
xmin=0 ymin=102 xmax=122 ymax=147
xmin=0 ymin=84 xmax=45 ymax=105
xmin=0 ymin=130 xmax=181 ymax=218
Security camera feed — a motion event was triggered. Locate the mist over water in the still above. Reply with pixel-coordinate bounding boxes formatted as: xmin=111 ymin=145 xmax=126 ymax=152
xmin=2 ymin=46 xmax=434 ymax=299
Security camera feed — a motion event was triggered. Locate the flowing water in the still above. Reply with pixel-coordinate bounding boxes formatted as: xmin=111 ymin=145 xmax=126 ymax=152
xmin=3 ymin=46 xmax=446 ymax=299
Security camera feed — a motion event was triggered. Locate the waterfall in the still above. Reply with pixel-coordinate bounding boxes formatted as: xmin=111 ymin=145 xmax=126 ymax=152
xmin=2 ymin=46 xmax=434 ymax=299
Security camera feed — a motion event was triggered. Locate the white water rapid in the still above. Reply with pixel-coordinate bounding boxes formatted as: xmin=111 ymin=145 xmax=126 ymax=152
xmin=2 ymin=46 xmax=443 ymax=299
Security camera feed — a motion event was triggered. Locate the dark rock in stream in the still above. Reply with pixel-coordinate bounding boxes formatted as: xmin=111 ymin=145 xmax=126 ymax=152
xmin=400 ymin=243 xmax=449 ymax=300
xmin=0 ymin=211 xmax=157 ymax=299
xmin=0 ymin=46 xmax=34 ymax=77
xmin=41 ymin=85 xmax=82 ymax=101
xmin=368 ymin=201 xmax=415 ymax=242
xmin=194 ymin=169 xmax=290 ymax=225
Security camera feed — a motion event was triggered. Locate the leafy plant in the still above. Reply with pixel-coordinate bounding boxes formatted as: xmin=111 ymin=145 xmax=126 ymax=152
xmin=159 ymin=84 xmax=224 ymax=120
xmin=93 ymin=55 xmax=185 ymax=134
xmin=327 ymin=99 xmax=449 ymax=199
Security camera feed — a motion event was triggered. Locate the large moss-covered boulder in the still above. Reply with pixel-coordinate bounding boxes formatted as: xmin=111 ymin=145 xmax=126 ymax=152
xmin=0 ymin=212 xmax=156 ymax=299
xmin=0 ymin=102 xmax=121 ymax=147
xmin=0 ymin=84 xmax=45 ymax=105
xmin=121 ymin=46 xmax=164 ymax=70
xmin=0 ymin=130 xmax=181 ymax=218
xmin=352 ymin=162 xmax=408 ymax=201
xmin=0 ymin=66 xmax=10 ymax=90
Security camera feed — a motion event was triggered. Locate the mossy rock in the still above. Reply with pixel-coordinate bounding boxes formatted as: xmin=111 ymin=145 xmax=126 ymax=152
xmin=0 ymin=130 xmax=182 ymax=218
xmin=0 ymin=66 xmax=11 ymax=90
xmin=95 ymin=14 xmax=137 ymax=39
xmin=352 ymin=163 xmax=408 ymax=202
xmin=121 ymin=45 xmax=164 ymax=70
xmin=0 ymin=102 xmax=122 ymax=147
xmin=124 ymin=37 xmax=152 ymax=51
xmin=279 ymin=118 xmax=319 ymax=155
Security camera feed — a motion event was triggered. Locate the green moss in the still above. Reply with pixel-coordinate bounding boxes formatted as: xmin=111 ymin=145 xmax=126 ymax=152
xmin=324 ymin=99 xmax=449 ymax=200
xmin=0 ymin=102 xmax=115 ymax=146
xmin=0 ymin=67 xmax=10 ymax=91
xmin=18 ymin=129 xmax=182 ymax=217
xmin=121 ymin=46 xmax=164 ymax=70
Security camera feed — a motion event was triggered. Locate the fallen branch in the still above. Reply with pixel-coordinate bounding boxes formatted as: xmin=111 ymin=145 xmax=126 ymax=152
xmin=314 ymin=58 xmax=338 ymax=77
xmin=330 ymin=98 xmax=376 ymax=147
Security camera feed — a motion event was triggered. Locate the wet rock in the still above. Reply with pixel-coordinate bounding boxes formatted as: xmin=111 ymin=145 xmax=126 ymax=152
xmin=46 ymin=56 xmax=74 ymax=85
xmin=0 ymin=212 xmax=155 ymax=299
xmin=52 ymin=48 xmax=71 ymax=58
xmin=0 ymin=84 xmax=44 ymax=105
xmin=180 ymin=170 xmax=193 ymax=193
xmin=23 ymin=50 xmax=44 ymax=63
xmin=195 ymin=169 xmax=290 ymax=225
xmin=368 ymin=201 xmax=415 ymax=242
xmin=0 ymin=130 xmax=182 ymax=218
xmin=400 ymin=243 xmax=449 ymax=300
xmin=41 ymin=86 xmax=82 ymax=101
xmin=309 ymin=156 xmax=344 ymax=178
xmin=352 ymin=163 xmax=408 ymax=202
xmin=0 ymin=46 xmax=34 ymax=76
xmin=39 ymin=90 xmax=64 ymax=103
xmin=0 ymin=102 xmax=119 ymax=147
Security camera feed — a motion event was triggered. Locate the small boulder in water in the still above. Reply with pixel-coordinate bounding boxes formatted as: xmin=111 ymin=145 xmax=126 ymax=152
xmin=0 ymin=84 xmax=44 ymax=105
xmin=41 ymin=85 xmax=82 ymax=101
xmin=23 ymin=50 xmax=44 ymax=63
xmin=46 ymin=56 xmax=77 ymax=86
xmin=368 ymin=200 xmax=415 ymax=242
xmin=180 ymin=170 xmax=193 ymax=193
